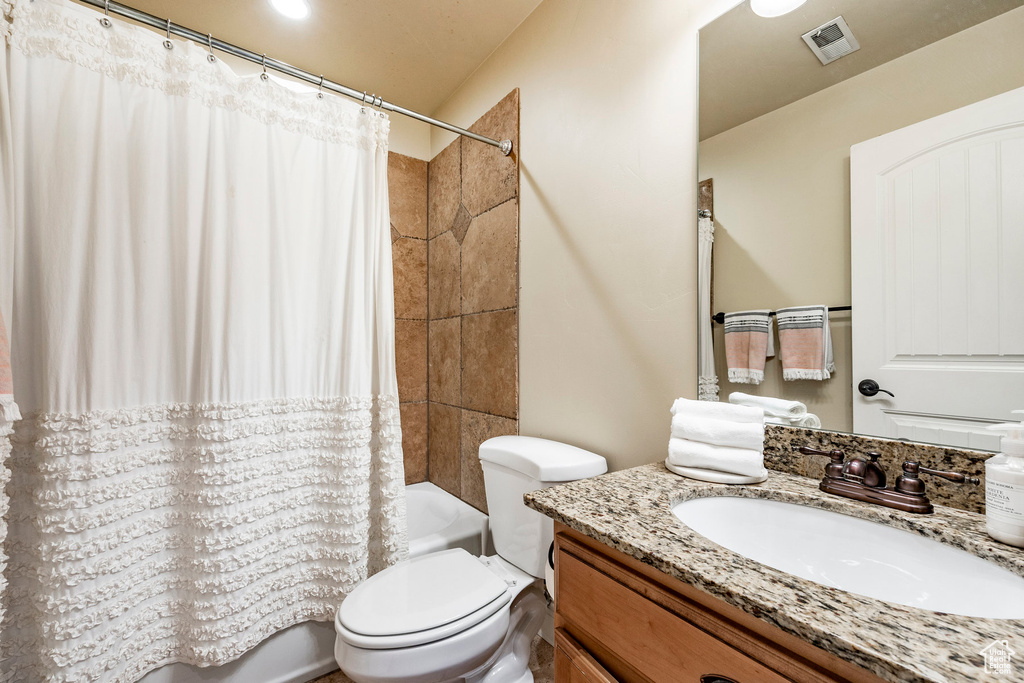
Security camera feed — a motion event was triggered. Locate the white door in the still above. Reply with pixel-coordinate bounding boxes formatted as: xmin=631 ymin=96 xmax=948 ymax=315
xmin=851 ymin=85 xmax=1024 ymax=451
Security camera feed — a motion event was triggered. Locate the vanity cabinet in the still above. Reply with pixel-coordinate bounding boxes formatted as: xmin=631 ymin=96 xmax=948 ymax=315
xmin=553 ymin=522 xmax=884 ymax=683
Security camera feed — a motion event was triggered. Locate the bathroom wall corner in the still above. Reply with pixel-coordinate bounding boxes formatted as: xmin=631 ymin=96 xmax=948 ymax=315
xmin=426 ymin=89 xmax=521 ymax=512
xmin=388 ymin=151 xmax=429 ymax=484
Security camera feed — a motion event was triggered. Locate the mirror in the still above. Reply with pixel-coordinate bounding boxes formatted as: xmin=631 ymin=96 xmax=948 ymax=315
xmin=698 ymin=0 xmax=1024 ymax=451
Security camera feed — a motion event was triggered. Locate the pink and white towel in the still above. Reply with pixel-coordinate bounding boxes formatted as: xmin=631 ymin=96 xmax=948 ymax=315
xmin=776 ymin=305 xmax=835 ymax=381
xmin=0 ymin=309 xmax=19 ymax=422
xmin=723 ymin=310 xmax=775 ymax=385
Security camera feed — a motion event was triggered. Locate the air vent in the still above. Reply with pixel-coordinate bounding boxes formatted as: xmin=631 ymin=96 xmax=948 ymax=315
xmin=801 ymin=16 xmax=860 ymax=65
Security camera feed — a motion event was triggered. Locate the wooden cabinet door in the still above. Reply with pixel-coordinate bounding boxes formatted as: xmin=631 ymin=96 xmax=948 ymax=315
xmin=555 ymin=628 xmax=619 ymax=683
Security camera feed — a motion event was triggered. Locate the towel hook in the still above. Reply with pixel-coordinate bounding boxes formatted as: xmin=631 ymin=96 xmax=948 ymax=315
xmin=317 ymin=75 xmax=325 ymax=99
xmin=206 ymin=34 xmax=216 ymax=63
xmin=260 ymin=54 xmax=269 ymax=81
xmin=163 ymin=19 xmax=173 ymax=50
xmin=99 ymin=0 xmax=112 ymax=27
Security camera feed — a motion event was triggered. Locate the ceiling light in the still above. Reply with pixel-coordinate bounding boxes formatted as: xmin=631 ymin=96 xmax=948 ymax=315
xmin=750 ymin=0 xmax=807 ymax=18
xmin=269 ymin=0 xmax=310 ymax=20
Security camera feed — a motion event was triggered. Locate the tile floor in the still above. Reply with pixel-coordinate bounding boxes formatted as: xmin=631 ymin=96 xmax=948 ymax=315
xmin=313 ymin=633 xmax=554 ymax=683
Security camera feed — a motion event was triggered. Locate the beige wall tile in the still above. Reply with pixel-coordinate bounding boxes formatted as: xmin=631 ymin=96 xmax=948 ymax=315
xmin=428 ymin=317 xmax=460 ymax=405
xmin=428 ymin=231 xmax=461 ymax=319
xmin=392 ymin=238 xmax=427 ymax=319
xmin=428 ymin=138 xmax=461 ymax=238
xmin=388 ymin=152 xmax=428 ymax=239
xmin=460 ymin=410 xmax=518 ymax=513
xmin=461 ymin=200 xmax=518 ymax=314
xmin=462 ymin=90 xmax=519 ymax=216
xmin=462 ymin=310 xmax=518 ymax=419
xmin=395 ymin=320 xmax=427 ymax=403
xmin=451 ymin=203 xmax=473 ymax=245
xmin=400 ymin=402 xmax=428 ymax=484
xmin=428 ymin=403 xmax=461 ymax=496
xmin=427 ymin=90 xmax=520 ymax=506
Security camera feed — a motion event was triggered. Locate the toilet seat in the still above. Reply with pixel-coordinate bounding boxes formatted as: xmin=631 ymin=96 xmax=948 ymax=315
xmin=337 ymin=549 xmax=513 ymax=650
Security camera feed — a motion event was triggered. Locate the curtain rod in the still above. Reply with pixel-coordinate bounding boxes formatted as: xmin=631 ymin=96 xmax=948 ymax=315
xmin=76 ymin=0 xmax=513 ymax=156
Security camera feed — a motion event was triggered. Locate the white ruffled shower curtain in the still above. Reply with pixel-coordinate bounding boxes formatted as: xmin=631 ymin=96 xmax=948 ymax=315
xmin=0 ymin=0 xmax=407 ymax=679
xmin=698 ymin=214 xmax=718 ymax=401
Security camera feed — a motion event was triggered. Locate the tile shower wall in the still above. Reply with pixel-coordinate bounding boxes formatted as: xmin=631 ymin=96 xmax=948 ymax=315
xmin=427 ymin=90 xmax=520 ymax=512
xmin=389 ymin=151 xmax=429 ymax=484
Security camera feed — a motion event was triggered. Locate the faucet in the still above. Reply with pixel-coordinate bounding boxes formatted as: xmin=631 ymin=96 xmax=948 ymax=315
xmin=799 ymin=446 xmax=980 ymax=514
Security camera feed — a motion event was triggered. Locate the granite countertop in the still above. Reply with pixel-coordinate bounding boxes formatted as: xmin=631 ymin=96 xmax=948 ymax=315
xmin=525 ymin=463 xmax=1024 ymax=683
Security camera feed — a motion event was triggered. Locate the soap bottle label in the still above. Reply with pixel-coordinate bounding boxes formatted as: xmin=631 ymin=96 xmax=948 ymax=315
xmin=986 ymin=478 xmax=1024 ymax=524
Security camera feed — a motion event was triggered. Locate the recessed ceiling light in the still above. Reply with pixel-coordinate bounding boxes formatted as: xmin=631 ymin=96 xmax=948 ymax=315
xmin=750 ymin=0 xmax=807 ymax=18
xmin=269 ymin=0 xmax=311 ymax=20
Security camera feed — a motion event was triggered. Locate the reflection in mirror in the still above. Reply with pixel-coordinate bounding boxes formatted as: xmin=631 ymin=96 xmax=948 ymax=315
xmin=698 ymin=0 xmax=1024 ymax=450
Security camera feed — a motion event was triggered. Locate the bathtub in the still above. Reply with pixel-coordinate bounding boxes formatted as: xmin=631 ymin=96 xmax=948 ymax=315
xmin=139 ymin=482 xmax=490 ymax=683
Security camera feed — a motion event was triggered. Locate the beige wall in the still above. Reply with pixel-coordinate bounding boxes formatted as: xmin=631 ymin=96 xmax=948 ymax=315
xmin=426 ymin=0 xmax=738 ymax=473
xmin=699 ymin=7 xmax=1024 ymax=432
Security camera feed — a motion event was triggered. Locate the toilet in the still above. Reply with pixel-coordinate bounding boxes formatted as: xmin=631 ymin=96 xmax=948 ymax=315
xmin=334 ymin=435 xmax=607 ymax=683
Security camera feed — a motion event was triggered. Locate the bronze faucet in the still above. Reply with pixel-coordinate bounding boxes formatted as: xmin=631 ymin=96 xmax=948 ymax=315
xmin=799 ymin=446 xmax=980 ymax=514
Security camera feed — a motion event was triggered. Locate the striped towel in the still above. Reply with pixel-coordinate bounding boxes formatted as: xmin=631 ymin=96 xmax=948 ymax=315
xmin=724 ymin=310 xmax=774 ymax=385
xmin=776 ymin=305 xmax=835 ymax=381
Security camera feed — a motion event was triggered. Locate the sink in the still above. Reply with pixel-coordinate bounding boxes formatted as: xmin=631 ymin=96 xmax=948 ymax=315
xmin=672 ymin=496 xmax=1024 ymax=619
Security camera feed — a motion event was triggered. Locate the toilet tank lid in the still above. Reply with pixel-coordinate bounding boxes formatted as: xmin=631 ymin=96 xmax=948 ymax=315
xmin=478 ymin=436 xmax=607 ymax=482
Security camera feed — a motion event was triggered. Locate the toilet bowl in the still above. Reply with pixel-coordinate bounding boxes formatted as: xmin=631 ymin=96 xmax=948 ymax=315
xmin=335 ymin=436 xmax=607 ymax=683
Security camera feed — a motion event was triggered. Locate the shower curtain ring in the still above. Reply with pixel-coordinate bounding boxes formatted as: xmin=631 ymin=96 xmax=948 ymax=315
xmin=206 ymin=34 xmax=216 ymax=63
xmin=99 ymin=0 xmax=112 ymax=27
xmin=163 ymin=19 xmax=173 ymax=50
xmin=260 ymin=54 xmax=269 ymax=81
xmin=317 ymin=75 xmax=325 ymax=99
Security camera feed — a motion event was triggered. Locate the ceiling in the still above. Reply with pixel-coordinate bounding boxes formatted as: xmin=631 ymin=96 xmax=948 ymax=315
xmin=699 ymin=0 xmax=1023 ymax=139
xmin=83 ymin=0 xmax=544 ymax=116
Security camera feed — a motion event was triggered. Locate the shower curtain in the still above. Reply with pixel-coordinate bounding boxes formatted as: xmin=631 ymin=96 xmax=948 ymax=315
xmin=0 ymin=0 xmax=407 ymax=680
xmin=698 ymin=214 xmax=718 ymax=401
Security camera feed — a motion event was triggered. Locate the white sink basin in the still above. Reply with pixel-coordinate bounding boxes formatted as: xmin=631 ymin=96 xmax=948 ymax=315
xmin=672 ymin=496 xmax=1024 ymax=619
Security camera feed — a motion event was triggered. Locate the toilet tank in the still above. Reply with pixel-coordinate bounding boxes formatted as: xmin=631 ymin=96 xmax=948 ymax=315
xmin=479 ymin=436 xmax=607 ymax=578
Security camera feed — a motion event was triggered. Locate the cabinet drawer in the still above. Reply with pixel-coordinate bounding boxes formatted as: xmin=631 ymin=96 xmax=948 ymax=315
xmin=558 ymin=549 xmax=792 ymax=683
xmin=556 ymin=628 xmax=620 ymax=683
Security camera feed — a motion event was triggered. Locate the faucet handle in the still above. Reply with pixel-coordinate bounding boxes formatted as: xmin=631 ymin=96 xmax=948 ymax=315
xmin=799 ymin=446 xmax=844 ymax=459
xmin=895 ymin=461 xmax=980 ymax=496
xmin=799 ymin=446 xmax=844 ymax=479
xmin=918 ymin=464 xmax=980 ymax=486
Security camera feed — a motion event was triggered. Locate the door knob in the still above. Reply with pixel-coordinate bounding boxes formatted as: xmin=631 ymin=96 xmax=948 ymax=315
xmin=858 ymin=379 xmax=894 ymax=398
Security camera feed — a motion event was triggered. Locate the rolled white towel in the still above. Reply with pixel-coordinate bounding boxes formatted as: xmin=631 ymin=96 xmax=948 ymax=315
xmin=728 ymin=392 xmax=807 ymax=419
xmin=670 ymin=397 xmax=763 ymax=424
xmin=790 ymin=413 xmax=821 ymax=428
xmin=765 ymin=413 xmax=822 ymax=429
xmin=667 ymin=438 xmax=765 ymax=478
xmin=671 ymin=414 xmax=764 ymax=450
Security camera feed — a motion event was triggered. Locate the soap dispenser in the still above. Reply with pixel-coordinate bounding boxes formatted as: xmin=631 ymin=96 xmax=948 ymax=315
xmin=986 ymin=411 xmax=1024 ymax=548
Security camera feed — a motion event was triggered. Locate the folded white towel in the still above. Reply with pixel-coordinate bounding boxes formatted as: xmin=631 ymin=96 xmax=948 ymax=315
xmin=671 ymin=414 xmax=764 ymax=450
xmin=667 ymin=438 xmax=765 ymax=478
xmin=670 ymin=397 xmax=764 ymax=424
xmin=728 ymin=392 xmax=807 ymax=419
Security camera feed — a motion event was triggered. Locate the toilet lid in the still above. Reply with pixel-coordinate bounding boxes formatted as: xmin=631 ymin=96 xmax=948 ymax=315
xmin=339 ymin=549 xmax=510 ymax=637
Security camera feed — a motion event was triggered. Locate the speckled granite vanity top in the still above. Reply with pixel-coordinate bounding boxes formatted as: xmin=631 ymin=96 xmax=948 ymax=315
xmin=525 ymin=463 xmax=1024 ymax=683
